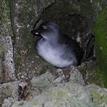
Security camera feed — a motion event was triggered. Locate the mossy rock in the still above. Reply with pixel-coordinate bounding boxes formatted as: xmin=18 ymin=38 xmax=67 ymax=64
xmin=94 ymin=5 xmax=107 ymax=87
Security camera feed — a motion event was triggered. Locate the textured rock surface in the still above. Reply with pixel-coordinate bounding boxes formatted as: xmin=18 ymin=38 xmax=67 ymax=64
xmin=0 ymin=81 xmax=19 ymax=106
xmin=0 ymin=70 xmax=85 ymax=107
xmin=31 ymin=69 xmax=85 ymax=92
xmin=12 ymin=84 xmax=94 ymax=107
xmin=5 ymin=72 xmax=106 ymax=107
xmin=0 ymin=36 xmax=16 ymax=82
xmin=0 ymin=43 xmax=4 ymax=83
xmin=1 ymin=72 xmax=107 ymax=107
xmin=2 ymin=97 xmax=15 ymax=107
xmin=87 ymin=84 xmax=107 ymax=107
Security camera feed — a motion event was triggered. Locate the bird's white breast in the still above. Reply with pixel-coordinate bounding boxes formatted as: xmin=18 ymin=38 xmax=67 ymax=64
xmin=36 ymin=39 xmax=73 ymax=67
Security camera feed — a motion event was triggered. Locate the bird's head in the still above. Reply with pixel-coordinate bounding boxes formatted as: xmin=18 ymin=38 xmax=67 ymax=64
xmin=31 ymin=21 xmax=61 ymax=41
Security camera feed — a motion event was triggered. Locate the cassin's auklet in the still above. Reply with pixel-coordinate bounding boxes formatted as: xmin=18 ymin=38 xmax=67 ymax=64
xmin=31 ymin=21 xmax=83 ymax=68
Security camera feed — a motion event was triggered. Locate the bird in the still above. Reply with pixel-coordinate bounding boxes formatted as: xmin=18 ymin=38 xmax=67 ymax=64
xmin=31 ymin=21 xmax=84 ymax=68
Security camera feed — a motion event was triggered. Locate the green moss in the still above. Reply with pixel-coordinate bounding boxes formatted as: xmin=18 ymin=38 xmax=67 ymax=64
xmin=91 ymin=90 xmax=107 ymax=105
xmin=51 ymin=89 xmax=69 ymax=102
xmin=91 ymin=91 xmax=102 ymax=104
xmin=94 ymin=6 xmax=107 ymax=87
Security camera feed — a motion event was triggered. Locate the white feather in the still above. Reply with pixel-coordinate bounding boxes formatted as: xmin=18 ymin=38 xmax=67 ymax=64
xmin=37 ymin=39 xmax=74 ymax=67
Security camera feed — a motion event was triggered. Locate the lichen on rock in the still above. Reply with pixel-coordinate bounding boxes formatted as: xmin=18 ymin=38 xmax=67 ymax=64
xmin=0 ymin=36 xmax=16 ymax=82
xmin=10 ymin=72 xmax=107 ymax=107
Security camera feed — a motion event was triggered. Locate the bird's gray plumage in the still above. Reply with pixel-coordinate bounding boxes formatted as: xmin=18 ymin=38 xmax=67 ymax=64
xmin=31 ymin=21 xmax=83 ymax=68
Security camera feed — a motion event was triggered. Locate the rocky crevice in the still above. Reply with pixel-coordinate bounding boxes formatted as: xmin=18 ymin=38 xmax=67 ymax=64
xmin=0 ymin=0 xmax=107 ymax=106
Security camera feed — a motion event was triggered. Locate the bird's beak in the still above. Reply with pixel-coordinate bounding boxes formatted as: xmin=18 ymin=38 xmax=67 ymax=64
xmin=31 ymin=30 xmax=41 ymax=38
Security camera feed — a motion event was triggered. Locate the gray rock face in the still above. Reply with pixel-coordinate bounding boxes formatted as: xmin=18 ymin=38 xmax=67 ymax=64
xmin=1 ymin=70 xmax=107 ymax=107
xmin=6 ymin=72 xmax=106 ymax=107
xmin=12 ymin=84 xmax=94 ymax=107
xmin=0 ymin=81 xmax=19 ymax=106
xmin=86 ymin=85 xmax=107 ymax=107
xmin=0 ymin=36 xmax=16 ymax=83
xmin=0 ymin=36 xmax=16 ymax=82
xmin=2 ymin=97 xmax=14 ymax=107
xmin=0 ymin=44 xmax=4 ymax=83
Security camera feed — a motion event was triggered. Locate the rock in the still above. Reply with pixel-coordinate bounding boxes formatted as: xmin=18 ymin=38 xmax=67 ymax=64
xmin=0 ymin=44 xmax=4 ymax=83
xmin=11 ymin=83 xmax=95 ymax=107
xmin=31 ymin=72 xmax=54 ymax=91
xmin=1 ymin=72 xmax=107 ymax=107
xmin=69 ymin=67 xmax=85 ymax=85
xmin=87 ymin=84 xmax=107 ymax=107
xmin=1 ymin=71 xmax=85 ymax=107
xmin=0 ymin=0 xmax=16 ymax=82
xmin=11 ymin=83 xmax=107 ymax=107
xmin=0 ymin=36 xmax=16 ymax=82
xmin=0 ymin=81 xmax=19 ymax=106
xmin=31 ymin=69 xmax=85 ymax=92
xmin=2 ymin=97 xmax=14 ymax=107
xmin=53 ymin=67 xmax=85 ymax=85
